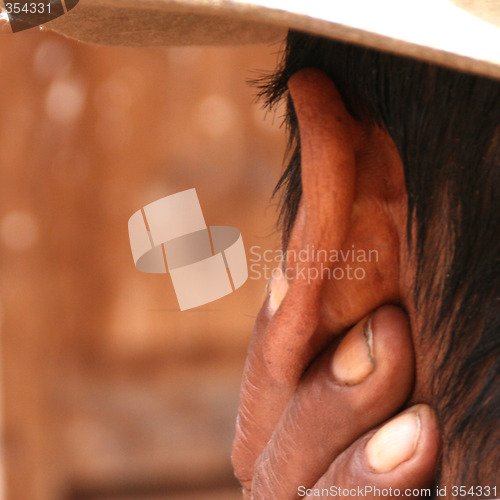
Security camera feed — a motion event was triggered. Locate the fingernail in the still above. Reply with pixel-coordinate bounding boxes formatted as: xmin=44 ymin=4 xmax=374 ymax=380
xmin=267 ymin=268 xmax=289 ymax=316
xmin=365 ymin=408 xmax=421 ymax=473
xmin=332 ymin=315 xmax=374 ymax=385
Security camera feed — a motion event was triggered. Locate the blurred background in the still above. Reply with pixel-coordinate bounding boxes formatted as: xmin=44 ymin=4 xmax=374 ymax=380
xmin=0 ymin=28 xmax=286 ymax=500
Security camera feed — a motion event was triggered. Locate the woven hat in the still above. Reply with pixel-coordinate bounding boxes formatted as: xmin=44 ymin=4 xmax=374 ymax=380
xmin=40 ymin=0 xmax=500 ymax=79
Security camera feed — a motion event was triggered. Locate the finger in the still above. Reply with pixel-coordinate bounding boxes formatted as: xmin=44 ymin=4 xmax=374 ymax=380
xmin=232 ymin=258 xmax=327 ymax=489
xmin=232 ymin=273 xmax=297 ymax=493
xmin=252 ymin=305 xmax=415 ymax=499
xmin=306 ymin=404 xmax=439 ymax=499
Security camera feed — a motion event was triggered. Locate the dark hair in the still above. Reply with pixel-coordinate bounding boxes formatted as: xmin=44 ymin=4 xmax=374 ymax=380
xmin=259 ymin=31 xmax=500 ymax=487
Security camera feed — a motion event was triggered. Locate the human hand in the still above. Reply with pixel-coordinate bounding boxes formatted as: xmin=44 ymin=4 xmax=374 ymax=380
xmin=232 ymin=293 xmax=439 ymax=499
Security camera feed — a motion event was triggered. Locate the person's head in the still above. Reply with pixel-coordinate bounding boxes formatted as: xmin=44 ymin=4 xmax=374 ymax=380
xmin=258 ymin=30 xmax=499 ymax=485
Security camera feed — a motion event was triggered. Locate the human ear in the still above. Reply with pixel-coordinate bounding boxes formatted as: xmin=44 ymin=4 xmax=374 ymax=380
xmin=232 ymin=71 xmax=409 ymax=487
xmin=264 ymin=68 xmax=407 ymax=383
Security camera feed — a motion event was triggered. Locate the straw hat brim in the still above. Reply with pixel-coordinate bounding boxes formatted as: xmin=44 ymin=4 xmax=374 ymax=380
xmin=43 ymin=0 xmax=500 ymax=79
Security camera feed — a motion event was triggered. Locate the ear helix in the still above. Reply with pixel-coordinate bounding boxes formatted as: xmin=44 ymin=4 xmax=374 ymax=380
xmin=261 ymin=70 xmax=359 ymax=384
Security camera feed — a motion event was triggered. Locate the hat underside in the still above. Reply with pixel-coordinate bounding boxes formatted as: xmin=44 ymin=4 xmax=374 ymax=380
xmin=43 ymin=0 xmax=500 ymax=80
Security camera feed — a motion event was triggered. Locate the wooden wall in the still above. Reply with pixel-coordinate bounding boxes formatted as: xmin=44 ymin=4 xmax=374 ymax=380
xmin=0 ymin=29 xmax=286 ymax=500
